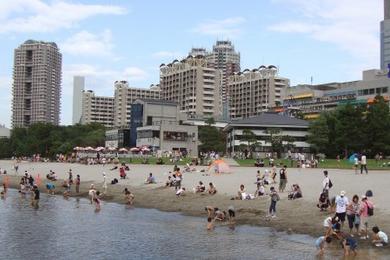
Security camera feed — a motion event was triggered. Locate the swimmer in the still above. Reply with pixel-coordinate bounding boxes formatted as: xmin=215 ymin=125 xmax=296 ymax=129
xmin=88 ymin=184 xmax=96 ymax=204
xmin=207 ymin=217 xmax=214 ymax=230
xmin=123 ymin=188 xmax=135 ymax=205
xmin=46 ymin=182 xmax=55 ymax=195
xmin=315 ymin=236 xmax=332 ymax=256
xmin=94 ymin=191 xmax=101 ymax=211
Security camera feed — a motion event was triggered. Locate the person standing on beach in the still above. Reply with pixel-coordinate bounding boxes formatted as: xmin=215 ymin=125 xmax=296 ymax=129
xmin=278 ymin=166 xmax=287 ymax=193
xmin=335 ymin=191 xmax=349 ymax=228
xmin=102 ymin=172 xmax=107 ymax=193
xmin=360 ymin=153 xmax=368 ymax=174
xmin=322 ymin=171 xmax=332 ymax=198
xmin=68 ymin=169 xmax=73 ymax=184
xmin=359 ymin=195 xmax=374 ymax=239
xmin=75 ymin=174 xmax=80 ymax=193
xmin=267 ymin=186 xmax=280 ymax=218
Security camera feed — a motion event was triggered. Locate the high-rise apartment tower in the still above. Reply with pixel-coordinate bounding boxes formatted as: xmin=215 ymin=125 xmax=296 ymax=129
xmin=381 ymin=0 xmax=390 ymax=69
xmin=12 ymin=40 xmax=62 ymax=128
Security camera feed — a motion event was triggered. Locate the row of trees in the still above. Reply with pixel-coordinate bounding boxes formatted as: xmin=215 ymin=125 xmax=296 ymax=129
xmin=0 ymin=123 xmax=105 ymax=159
xmin=308 ymin=96 xmax=390 ymax=157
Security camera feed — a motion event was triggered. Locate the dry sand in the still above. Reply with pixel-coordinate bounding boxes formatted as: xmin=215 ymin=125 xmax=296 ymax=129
xmin=1 ymin=159 xmax=389 ymax=250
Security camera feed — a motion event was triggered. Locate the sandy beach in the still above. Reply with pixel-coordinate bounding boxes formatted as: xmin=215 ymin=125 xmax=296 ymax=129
xmin=1 ymin=159 xmax=389 ymax=250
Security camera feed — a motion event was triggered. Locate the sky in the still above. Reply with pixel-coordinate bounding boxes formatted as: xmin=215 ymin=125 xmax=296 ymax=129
xmin=0 ymin=0 xmax=383 ymax=127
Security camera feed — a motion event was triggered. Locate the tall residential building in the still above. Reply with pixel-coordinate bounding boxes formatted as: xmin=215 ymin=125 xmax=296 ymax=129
xmin=206 ymin=40 xmax=240 ymax=117
xmin=113 ymin=81 xmax=161 ymax=128
xmin=12 ymin=40 xmax=62 ymax=128
xmin=81 ymin=90 xmax=114 ymax=128
xmin=228 ymin=66 xmax=289 ymax=119
xmin=381 ymin=0 xmax=390 ymax=69
xmin=160 ymin=56 xmax=222 ymax=119
xmin=72 ymin=76 xmax=85 ymax=125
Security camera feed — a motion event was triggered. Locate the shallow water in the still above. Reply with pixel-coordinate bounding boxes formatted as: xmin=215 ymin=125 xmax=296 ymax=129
xmin=0 ymin=190 xmax=387 ymax=260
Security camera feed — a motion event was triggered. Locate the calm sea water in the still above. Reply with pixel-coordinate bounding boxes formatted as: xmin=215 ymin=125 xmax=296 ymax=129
xmin=0 ymin=190 xmax=386 ymax=260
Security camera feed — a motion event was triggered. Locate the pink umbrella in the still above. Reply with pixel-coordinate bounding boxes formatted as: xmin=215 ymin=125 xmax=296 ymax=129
xmin=95 ymin=147 xmax=105 ymax=152
xmin=130 ymin=147 xmax=140 ymax=152
xmin=119 ymin=148 xmax=128 ymax=153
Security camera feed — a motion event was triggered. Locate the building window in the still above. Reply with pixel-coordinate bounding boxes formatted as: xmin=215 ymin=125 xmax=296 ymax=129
xmin=163 ymin=131 xmax=188 ymax=141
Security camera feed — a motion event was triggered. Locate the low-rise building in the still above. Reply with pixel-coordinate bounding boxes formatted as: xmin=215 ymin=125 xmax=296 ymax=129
xmin=280 ymin=69 xmax=390 ymax=119
xmin=224 ymin=113 xmax=310 ymax=156
xmin=105 ymin=128 xmax=130 ymax=149
xmin=130 ymin=99 xmax=198 ymax=157
xmin=0 ymin=125 xmax=10 ymax=138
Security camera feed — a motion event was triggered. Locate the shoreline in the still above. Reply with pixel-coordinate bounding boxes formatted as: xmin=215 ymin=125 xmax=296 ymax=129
xmin=4 ymin=173 xmax=390 ymax=252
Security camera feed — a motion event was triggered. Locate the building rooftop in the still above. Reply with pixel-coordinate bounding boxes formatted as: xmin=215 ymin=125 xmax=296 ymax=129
xmin=228 ymin=113 xmax=309 ymax=127
xmin=23 ymin=39 xmax=58 ymax=47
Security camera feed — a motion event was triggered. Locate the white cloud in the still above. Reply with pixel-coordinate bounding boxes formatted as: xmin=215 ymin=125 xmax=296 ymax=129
xmin=193 ymin=17 xmax=246 ymax=38
xmin=152 ymin=51 xmax=183 ymax=59
xmin=269 ymin=0 xmax=381 ymax=66
xmin=123 ymin=67 xmax=148 ymax=81
xmin=0 ymin=0 xmax=126 ymax=33
xmin=61 ymin=30 xmax=114 ymax=57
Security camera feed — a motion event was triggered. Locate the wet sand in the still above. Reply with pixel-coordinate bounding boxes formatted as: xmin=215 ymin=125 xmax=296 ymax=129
xmin=1 ymin=160 xmax=390 ymax=251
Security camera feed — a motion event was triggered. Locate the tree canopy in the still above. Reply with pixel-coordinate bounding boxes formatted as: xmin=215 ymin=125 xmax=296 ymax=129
xmin=308 ymin=96 xmax=390 ymax=157
xmin=0 ymin=123 xmax=106 ymax=158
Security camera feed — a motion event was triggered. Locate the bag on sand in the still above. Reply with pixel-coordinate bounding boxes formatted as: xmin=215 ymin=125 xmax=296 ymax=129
xmin=328 ymin=179 xmax=333 ymax=189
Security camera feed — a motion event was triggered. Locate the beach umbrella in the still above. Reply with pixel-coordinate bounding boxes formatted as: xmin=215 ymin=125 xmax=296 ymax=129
xmin=119 ymin=148 xmax=128 ymax=153
xmin=95 ymin=147 xmax=105 ymax=152
xmin=130 ymin=147 xmax=140 ymax=152
xmin=85 ymin=146 xmax=94 ymax=151
xmin=107 ymin=147 xmax=117 ymax=152
xmin=73 ymin=146 xmax=81 ymax=151
xmin=141 ymin=147 xmax=150 ymax=152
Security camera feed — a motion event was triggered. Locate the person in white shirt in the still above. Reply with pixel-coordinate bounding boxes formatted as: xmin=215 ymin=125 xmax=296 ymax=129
xmin=322 ymin=170 xmax=331 ymax=197
xmin=176 ymin=187 xmax=186 ymax=196
xmin=335 ymin=190 xmax=349 ymax=227
xmin=360 ymin=154 xmax=368 ymax=174
xmin=372 ymin=226 xmax=388 ymax=246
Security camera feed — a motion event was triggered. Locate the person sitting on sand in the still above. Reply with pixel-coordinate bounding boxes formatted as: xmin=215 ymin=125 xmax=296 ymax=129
xmin=237 ymin=184 xmax=246 ymax=200
xmin=46 ymin=182 xmax=55 ymax=195
xmin=145 ymin=173 xmax=156 ymax=184
xmin=194 ymin=181 xmax=206 ymax=193
xmin=254 ymin=178 xmax=265 ymax=197
xmin=207 ymin=217 xmax=214 ymax=230
xmin=207 ymin=182 xmax=217 ymax=195
xmin=317 ymin=192 xmax=330 ymax=211
xmin=288 ymin=184 xmax=302 ymax=200
xmin=372 ymin=226 xmax=388 ymax=247
xmin=123 ymin=188 xmax=135 ymax=205
xmin=315 ymin=236 xmax=332 ymax=256
xmin=165 ymin=175 xmax=174 ymax=187
xmin=176 ymin=187 xmax=186 ymax=197
xmin=262 ymin=169 xmax=270 ymax=185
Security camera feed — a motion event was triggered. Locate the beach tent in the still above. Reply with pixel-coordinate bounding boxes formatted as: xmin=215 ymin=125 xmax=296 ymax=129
xmin=348 ymin=153 xmax=358 ymax=163
xmin=208 ymin=159 xmax=231 ymax=174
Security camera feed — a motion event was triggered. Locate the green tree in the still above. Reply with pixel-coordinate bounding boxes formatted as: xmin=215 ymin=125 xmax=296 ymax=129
xmin=264 ymin=128 xmax=283 ymax=158
xmin=364 ymin=95 xmax=390 ymax=155
xmin=198 ymin=125 xmax=226 ymax=154
xmin=308 ymin=114 xmax=330 ymax=154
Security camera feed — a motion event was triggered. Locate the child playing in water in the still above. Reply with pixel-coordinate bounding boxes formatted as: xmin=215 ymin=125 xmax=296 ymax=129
xmin=207 ymin=217 xmax=214 ymax=230
xmin=341 ymin=236 xmax=358 ymax=256
xmin=315 ymin=236 xmax=332 ymax=256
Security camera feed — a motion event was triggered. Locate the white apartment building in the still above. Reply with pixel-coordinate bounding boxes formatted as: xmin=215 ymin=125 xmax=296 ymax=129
xmin=81 ymin=90 xmax=114 ymax=128
xmin=72 ymin=76 xmax=85 ymax=125
xmin=228 ymin=66 xmax=289 ymax=119
xmin=160 ymin=56 xmax=222 ymax=119
xmin=114 ymin=81 xmax=161 ymax=128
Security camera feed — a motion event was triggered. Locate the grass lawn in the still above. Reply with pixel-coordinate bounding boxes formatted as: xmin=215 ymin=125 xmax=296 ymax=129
xmin=119 ymin=157 xmax=193 ymax=166
xmin=235 ymin=158 xmax=390 ymax=170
